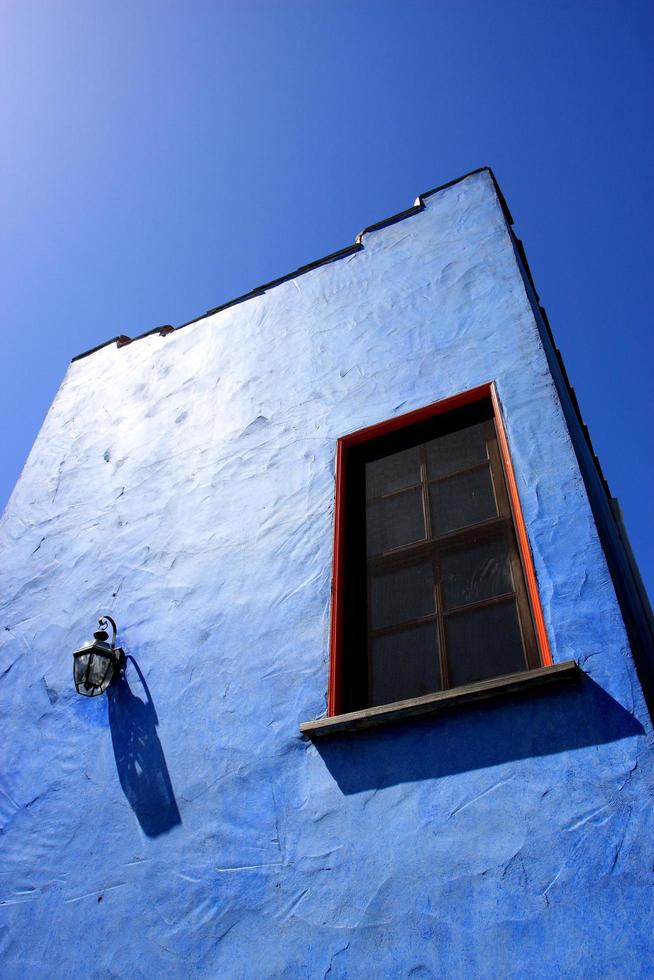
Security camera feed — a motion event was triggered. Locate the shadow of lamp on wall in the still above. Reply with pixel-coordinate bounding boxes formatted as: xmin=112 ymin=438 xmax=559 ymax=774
xmin=72 ymin=616 xmax=181 ymax=837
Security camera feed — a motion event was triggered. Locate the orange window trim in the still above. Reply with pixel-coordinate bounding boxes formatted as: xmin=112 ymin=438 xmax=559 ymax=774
xmin=327 ymin=382 xmax=552 ymax=717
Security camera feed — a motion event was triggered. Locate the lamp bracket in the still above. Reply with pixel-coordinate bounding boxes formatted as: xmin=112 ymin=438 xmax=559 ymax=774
xmin=98 ymin=615 xmax=117 ymax=650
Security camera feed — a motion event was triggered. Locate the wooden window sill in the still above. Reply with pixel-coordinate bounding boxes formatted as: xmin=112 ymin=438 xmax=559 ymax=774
xmin=300 ymin=661 xmax=581 ymax=738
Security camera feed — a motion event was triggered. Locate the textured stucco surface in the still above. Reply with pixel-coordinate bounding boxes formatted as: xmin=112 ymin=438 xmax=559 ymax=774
xmin=1 ymin=170 xmax=653 ymax=979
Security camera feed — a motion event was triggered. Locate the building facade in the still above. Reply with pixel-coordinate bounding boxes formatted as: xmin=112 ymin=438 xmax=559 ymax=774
xmin=1 ymin=168 xmax=653 ymax=978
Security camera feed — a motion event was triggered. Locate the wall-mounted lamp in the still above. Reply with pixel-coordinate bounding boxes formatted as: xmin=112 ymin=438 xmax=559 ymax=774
xmin=73 ymin=616 xmax=124 ymax=696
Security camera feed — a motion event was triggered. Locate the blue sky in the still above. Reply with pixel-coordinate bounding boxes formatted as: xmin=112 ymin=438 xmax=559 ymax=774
xmin=1 ymin=0 xmax=652 ymax=595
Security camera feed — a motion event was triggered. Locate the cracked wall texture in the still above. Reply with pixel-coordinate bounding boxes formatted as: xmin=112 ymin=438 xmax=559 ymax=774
xmin=1 ymin=170 xmax=653 ymax=979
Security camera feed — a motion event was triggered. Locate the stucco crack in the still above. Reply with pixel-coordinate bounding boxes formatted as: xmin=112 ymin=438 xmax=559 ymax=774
xmin=609 ymin=807 xmax=632 ymax=874
xmin=449 ymin=776 xmax=514 ymax=817
xmin=324 ymin=941 xmax=350 ymax=978
xmin=542 ymin=867 xmax=563 ymax=899
xmin=173 ymin=871 xmax=203 ymax=883
xmin=64 ymin=882 xmax=127 ymax=904
xmin=24 ymin=792 xmax=44 ymax=809
xmin=612 ymin=759 xmax=639 ymax=802
xmin=361 ymin=789 xmax=379 ymax=809
xmin=270 ymin=781 xmax=286 ymax=862
xmin=0 ymin=893 xmax=39 ymax=907
xmin=213 ymin=922 xmax=237 ymax=945
xmin=500 ymin=849 xmax=529 ymax=886
xmin=301 ymin=846 xmax=343 ymax=861
xmin=179 ymin=775 xmax=223 ymax=802
xmin=578 ymin=650 xmax=602 ymax=667
xmin=565 ymin=802 xmax=611 ymax=833
xmin=214 ymin=862 xmax=284 ymax=872
xmin=50 ymin=458 xmax=65 ymax=502
xmin=41 ymin=676 xmax=59 ymax=704
xmin=282 ymin=887 xmax=310 ymax=920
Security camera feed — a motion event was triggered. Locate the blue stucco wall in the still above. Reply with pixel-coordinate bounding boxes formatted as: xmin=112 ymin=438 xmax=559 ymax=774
xmin=1 ymin=170 xmax=652 ymax=979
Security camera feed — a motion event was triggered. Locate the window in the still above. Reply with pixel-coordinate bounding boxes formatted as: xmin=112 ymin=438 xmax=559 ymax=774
xmin=328 ymin=384 xmax=551 ymax=716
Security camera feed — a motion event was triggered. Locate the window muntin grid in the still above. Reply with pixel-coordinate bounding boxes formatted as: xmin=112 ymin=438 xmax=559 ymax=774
xmin=363 ymin=413 xmax=538 ymax=707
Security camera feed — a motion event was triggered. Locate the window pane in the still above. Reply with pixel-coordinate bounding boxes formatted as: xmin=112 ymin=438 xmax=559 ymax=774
xmin=366 ymin=446 xmax=420 ymax=499
xmin=426 ymin=422 xmax=488 ymax=479
xmin=370 ymin=562 xmax=436 ymax=630
xmin=429 ymin=467 xmax=496 ymax=536
xmin=445 ymin=601 xmax=526 ymax=687
xmin=370 ymin=623 xmax=441 ymax=706
xmin=366 ymin=489 xmax=425 ymax=555
xmin=442 ymin=538 xmax=513 ymax=610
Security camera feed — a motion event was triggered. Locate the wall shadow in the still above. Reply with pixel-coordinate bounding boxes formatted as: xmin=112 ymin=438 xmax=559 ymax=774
xmin=108 ymin=656 xmax=181 ymax=836
xmin=314 ymin=675 xmax=645 ymax=795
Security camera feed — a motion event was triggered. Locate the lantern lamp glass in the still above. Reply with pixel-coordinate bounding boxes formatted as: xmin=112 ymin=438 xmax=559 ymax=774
xmin=73 ymin=641 xmax=119 ymax=697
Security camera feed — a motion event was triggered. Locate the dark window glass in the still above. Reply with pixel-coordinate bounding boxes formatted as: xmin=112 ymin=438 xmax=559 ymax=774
xmin=366 ymin=446 xmax=421 ymax=498
xmin=429 ymin=467 xmax=497 ymax=536
xmin=370 ymin=623 xmax=441 ymax=707
xmin=441 ymin=538 xmax=513 ymax=610
xmin=445 ymin=602 xmax=526 ymax=687
xmin=366 ymin=489 xmax=425 ymax=555
xmin=370 ymin=562 xmax=436 ymax=630
xmin=426 ymin=422 xmax=488 ymax=479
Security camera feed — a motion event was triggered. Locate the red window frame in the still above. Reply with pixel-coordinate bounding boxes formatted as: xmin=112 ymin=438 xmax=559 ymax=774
xmin=327 ymin=382 xmax=552 ymax=717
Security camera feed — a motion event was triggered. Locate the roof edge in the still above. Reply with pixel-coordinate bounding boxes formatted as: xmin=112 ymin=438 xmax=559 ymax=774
xmin=71 ymin=166 xmax=499 ymax=363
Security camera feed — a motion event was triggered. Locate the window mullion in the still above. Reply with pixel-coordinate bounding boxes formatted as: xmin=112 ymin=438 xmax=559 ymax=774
xmin=434 ymin=561 xmax=449 ymax=691
xmin=420 ymin=444 xmax=449 ymax=691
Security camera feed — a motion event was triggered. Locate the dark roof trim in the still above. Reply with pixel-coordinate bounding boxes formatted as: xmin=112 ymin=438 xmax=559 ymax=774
xmin=355 ymin=203 xmax=424 ymax=241
xmin=502 ymin=192 xmax=654 ymax=717
xmin=71 ymin=166 xmax=495 ymax=363
xmin=177 ymin=242 xmax=365 ymax=331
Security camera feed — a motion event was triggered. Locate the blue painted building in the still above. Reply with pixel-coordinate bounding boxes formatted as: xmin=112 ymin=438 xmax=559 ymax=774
xmin=1 ymin=168 xmax=653 ymax=978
